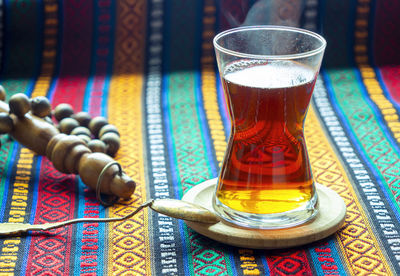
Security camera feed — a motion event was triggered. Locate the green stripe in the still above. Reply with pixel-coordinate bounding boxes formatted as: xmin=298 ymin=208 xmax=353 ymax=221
xmin=326 ymin=68 xmax=400 ymax=214
xmin=167 ymin=72 xmax=213 ymax=193
xmin=1 ymin=79 xmax=33 ymax=97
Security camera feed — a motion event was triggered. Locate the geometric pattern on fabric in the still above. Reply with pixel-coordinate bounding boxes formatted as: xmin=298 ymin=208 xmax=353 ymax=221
xmin=188 ymin=228 xmax=229 ymax=276
xmin=25 ymin=159 xmax=76 ymax=276
xmin=306 ymin=105 xmax=390 ymax=275
xmin=266 ymin=250 xmax=313 ymax=276
xmin=1 ymin=1 xmax=400 ymax=275
xmin=107 ymin=0 xmax=149 ymax=275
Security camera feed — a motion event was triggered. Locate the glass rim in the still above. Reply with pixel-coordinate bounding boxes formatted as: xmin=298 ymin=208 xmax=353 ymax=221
xmin=213 ymin=25 xmax=327 ymax=60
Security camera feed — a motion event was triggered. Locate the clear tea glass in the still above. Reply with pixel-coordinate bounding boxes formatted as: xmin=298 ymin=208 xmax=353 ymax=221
xmin=213 ymin=26 xmax=326 ymax=229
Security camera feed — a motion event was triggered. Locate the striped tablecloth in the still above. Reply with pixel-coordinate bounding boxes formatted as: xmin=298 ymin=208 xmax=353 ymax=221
xmin=0 ymin=0 xmax=399 ymax=275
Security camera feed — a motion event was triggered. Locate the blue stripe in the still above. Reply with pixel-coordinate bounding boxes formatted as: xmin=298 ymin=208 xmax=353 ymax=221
xmin=227 ymin=254 xmax=239 ymax=276
xmin=179 ymin=221 xmax=191 ymax=276
xmin=162 ymin=76 xmax=181 ymax=199
xmin=82 ymin=75 xmax=94 ymax=113
xmin=73 ymin=179 xmax=107 ymax=276
xmin=260 ymin=256 xmax=270 ymax=275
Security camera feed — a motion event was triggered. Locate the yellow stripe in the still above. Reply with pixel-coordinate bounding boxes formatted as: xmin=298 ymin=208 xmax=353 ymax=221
xmin=306 ymin=106 xmax=392 ymax=275
xmin=107 ymin=0 xmax=150 ymax=275
xmin=347 ymin=1 xmax=396 ymax=272
xmin=31 ymin=0 xmax=58 ymax=99
xmin=353 ymin=0 xmax=400 ymax=143
xmin=200 ymin=3 xmax=227 ymax=166
xmin=0 ymin=150 xmax=33 ymax=274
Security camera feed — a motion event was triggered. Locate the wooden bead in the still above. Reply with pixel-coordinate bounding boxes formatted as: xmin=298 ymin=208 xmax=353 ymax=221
xmin=64 ymin=144 xmax=91 ymax=174
xmin=31 ymin=96 xmax=52 ymax=118
xmin=51 ymin=135 xmax=86 ymax=173
xmin=71 ymin=126 xmax=91 ymax=137
xmin=99 ymin=124 xmax=119 ymax=138
xmin=72 ymin=111 xmax=92 ymax=127
xmin=9 ymin=93 xmax=30 ymax=118
xmin=101 ymin=132 xmax=120 ymax=156
xmin=0 ymin=85 xmax=6 ymax=101
xmin=76 ymin=134 xmax=91 ymax=145
xmin=88 ymin=139 xmax=106 ymax=153
xmin=54 ymin=103 xmax=74 ymax=122
xmin=0 ymin=113 xmax=14 ymax=134
xmin=58 ymin=117 xmax=79 ymax=134
xmin=88 ymin=116 xmax=108 ymax=138
xmin=46 ymin=134 xmax=67 ymax=160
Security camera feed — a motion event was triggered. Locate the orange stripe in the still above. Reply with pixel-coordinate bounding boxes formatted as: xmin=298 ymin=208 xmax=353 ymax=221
xmin=107 ymin=0 xmax=150 ymax=275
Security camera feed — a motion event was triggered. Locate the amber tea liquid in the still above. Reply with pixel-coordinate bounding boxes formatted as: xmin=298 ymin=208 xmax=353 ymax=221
xmin=216 ymin=60 xmax=317 ymax=215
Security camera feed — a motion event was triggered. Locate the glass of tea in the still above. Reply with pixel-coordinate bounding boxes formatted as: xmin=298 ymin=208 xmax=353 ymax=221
xmin=213 ymin=26 xmax=326 ymax=229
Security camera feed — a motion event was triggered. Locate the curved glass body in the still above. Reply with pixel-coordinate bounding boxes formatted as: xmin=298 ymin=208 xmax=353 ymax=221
xmin=213 ymin=26 xmax=326 ymax=229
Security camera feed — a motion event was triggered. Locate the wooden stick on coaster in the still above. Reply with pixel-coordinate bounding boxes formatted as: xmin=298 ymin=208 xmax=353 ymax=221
xmin=182 ymin=178 xmax=346 ymax=249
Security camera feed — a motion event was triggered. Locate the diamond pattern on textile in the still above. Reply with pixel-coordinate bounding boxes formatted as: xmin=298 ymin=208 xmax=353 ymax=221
xmin=305 ymin=107 xmax=389 ymax=275
xmin=107 ymin=1 xmax=149 ymax=274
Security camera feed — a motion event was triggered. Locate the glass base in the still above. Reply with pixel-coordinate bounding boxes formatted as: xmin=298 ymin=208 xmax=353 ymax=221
xmin=212 ymin=191 xmax=318 ymax=229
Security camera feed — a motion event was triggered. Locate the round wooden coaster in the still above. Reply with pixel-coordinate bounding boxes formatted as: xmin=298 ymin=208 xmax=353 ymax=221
xmin=182 ymin=178 xmax=346 ymax=249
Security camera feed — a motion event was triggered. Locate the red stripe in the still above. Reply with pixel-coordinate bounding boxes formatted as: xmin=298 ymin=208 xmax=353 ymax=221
xmin=377 ymin=66 xmax=400 ymax=105
xmin=25 ymin=159 xmax=76 ymax=275
xmin=26 ymin=1 xmax=94 ymax=274
xmin=266 ymin=250 xmax=314 ymax=276
xmin=51 ymin=0 xmax=94 ymax=108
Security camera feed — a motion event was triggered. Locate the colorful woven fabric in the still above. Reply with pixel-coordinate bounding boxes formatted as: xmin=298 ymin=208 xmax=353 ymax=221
xmin=0 ymin=0 xmax=399 ymax=275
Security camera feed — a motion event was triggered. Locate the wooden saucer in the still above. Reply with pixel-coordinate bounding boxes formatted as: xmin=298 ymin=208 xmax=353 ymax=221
xmin=182 ymin=178 xmax=346 ymax=249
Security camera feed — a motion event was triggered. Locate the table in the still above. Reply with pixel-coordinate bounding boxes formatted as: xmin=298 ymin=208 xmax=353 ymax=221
xmin=0 ymin=0 xmax=399 ymax=275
